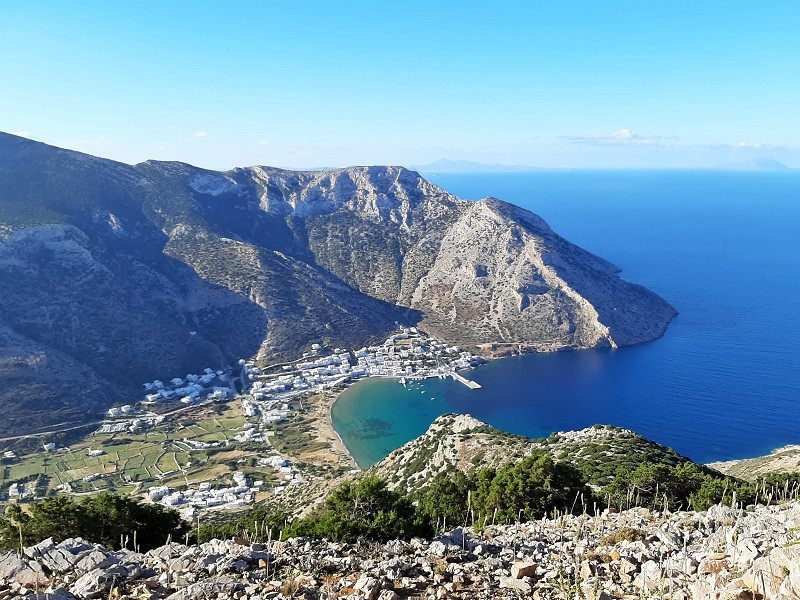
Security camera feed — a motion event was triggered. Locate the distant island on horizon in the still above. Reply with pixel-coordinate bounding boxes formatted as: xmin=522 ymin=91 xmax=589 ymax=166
xmin=714 ymin=157 xmax=790 ymax=171
xmin=409 ymin=158 xmax=540 ymax=173
xmin=409 ymin=158 xmax=796 ymax=174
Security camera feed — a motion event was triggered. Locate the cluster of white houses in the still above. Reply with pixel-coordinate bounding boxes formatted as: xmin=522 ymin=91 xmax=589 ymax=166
xmin=97 ymin=414 xmax=165 ymax=434
xmin=146 ymin=453 xmax=302 ymax=518
xmin=243 ymin=329 xmax=481 ymax=404
xmin=7 ymin=481 xmax=36 ymax=500
xmin=148 ymin=471 xmax=258 ymax=518
xmin=0 ymin=330 xmax=483 ymax=507
xmin=246 ymin=354 xmax=352 ymax=403
xmin=259 ymin=454 xmax=304 ymax=496
xmin=351 ymin=336 xmax=478 ymax=379
xmin=222 ymin=331 xmax=483 ymax=464
xmin=140 ymin=368 xmax=232 ymax=406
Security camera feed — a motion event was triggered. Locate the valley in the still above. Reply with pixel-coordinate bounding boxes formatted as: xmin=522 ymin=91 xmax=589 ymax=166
xmin=0 ymin=133 xmax=676 ymax=440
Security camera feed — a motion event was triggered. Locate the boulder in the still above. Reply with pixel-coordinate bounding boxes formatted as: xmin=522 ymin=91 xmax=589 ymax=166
xmin=0 ymin=553 xmax=30 ymax=580
xmin=510 ymin=561 xmax=537 ymax=579
xmin=353 ymin=575 xmax=381 ymax=600
xmin=23 ymin=537 xmax=57 ymax=559
xmin=13 ymin=562 xmax=49 ymax=588
xmin=426 ymin=541 xmax=448 ymax=557
xmin=618 ymin=558 xmax=639 ymax=583
xmin=70 ymin=569 xmax=113 ymax=599
xmin=698 ymin=556 xmax=729 ymax=575
xmin=499 ymin=575 xmax=531 ymax=593
xmin=633 ymin=560 xmax=663 ymax=592
xmin=741 ymin=555 xmax=786 ymax=598
xmin=163 ymin=581 xmax=243 ymax=600
xmin=39 ymin=548 xmax=82 ymax=574
xmin=74 ymin=549 xmax=118 ymax=574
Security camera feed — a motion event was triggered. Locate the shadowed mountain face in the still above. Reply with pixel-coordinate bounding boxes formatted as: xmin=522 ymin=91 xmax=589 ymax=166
xmin=0 ymin=134 xmax=675 ymax=435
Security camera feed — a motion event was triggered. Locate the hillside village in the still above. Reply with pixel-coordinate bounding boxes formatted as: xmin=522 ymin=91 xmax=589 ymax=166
xmin=0 ymin=329 xmax=483 ymax=515
xmin=125 ymin=329 xmax=483 ymax=516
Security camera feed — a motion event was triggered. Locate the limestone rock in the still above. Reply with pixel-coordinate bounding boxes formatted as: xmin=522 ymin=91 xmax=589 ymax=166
xmin=510 ymin=561 xmax=537 ymax=579
xmin=353 ymin=575 xmax=382 ymax=600
xmin=3 ymin=499 xmax=800 ymax=600
xmin=499 ymin=575 xmax=531 ymax=593
xmin=70 ymin=569 xmax=114 ymax=599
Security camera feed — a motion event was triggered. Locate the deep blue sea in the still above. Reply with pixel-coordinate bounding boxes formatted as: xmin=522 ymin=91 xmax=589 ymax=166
xmin=332 ymin=170 xmax=800 ymax=467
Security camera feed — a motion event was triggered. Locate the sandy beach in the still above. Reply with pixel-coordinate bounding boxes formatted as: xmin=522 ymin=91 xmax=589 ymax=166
xmin=303 ymin=390 xmax=358 ymax=469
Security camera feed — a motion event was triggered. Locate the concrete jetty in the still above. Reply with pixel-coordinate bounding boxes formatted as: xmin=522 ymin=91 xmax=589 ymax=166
xmin=450 ymin=372 xmax=481 ymax=389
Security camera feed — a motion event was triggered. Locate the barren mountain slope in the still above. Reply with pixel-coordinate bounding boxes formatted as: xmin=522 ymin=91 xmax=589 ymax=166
xmin=0 ymin=133 xmax=675 ymax=434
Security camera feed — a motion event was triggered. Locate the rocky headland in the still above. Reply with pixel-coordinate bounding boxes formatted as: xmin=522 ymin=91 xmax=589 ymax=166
xmin=709 ymin=446 xmax=800 ymax=481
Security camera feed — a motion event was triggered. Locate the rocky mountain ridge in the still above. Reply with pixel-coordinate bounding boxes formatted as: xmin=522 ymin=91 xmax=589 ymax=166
xmin=0 ymin=133 xmax=675 ymax=435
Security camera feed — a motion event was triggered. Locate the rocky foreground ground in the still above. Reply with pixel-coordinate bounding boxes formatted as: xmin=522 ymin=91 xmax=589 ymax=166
xmin=1 ymin=501 xmax=800 ymax=600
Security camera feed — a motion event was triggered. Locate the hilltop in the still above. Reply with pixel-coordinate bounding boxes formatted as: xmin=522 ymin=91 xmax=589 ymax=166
xmin=257 ymin=414 xmax=706 ymax=517
xmin=2 ymin=410 xmax=800 ymax=598
xmin=0 ymin=133 xmax=675 ymax=435
xmin=370 ymin=414 xmax=697 ymax=493
xmin=2 ymin=494 xmax=799 ymax=599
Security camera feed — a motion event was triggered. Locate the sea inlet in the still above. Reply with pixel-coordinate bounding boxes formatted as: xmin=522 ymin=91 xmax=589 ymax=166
xmin=332 ymin=170 xmax=800 ymax=468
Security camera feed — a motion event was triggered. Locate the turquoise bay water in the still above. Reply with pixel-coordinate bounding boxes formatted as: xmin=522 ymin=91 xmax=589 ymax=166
xmin=332 ymin=171 xmax=800 ymax=468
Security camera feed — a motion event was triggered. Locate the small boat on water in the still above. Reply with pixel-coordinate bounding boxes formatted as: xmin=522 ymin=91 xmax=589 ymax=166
xmin=399 ymin=377 xmax=406 ymax=386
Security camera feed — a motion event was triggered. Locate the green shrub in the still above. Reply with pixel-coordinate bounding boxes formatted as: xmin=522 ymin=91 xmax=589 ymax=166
xmin=284 ymin=476 xmax=432 ymax=542
xmin=600 ymin=527 xmax=646 ymax=545
xmin=470 ymin=453 xmax=593 ymax=523
xmin=603 ymin=462 xmax=709 ymax=511
xmin=0 ymin=493 xmax=188 ymax=551
xmin=417 ymin=471 xmax=470 ymax=527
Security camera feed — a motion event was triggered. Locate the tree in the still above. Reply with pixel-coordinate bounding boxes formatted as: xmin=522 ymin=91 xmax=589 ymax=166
xmin=689 ymin=478 xmax=756 ymax=511
xmin=471 ymin=453 xmax=592 ymax=524
xmin=604 ymin=462 xmax=708 ymax=511
xmin=195 ymin=507 xmax=289 ymax=544
xmin=284 ymin=476 xmax=432 ymax=542
xmin=0 ymin=493 xmax=188 ymax=552
xmin=417 ymin=471 xmax=470 ymax=528
xmin=81 ymin=493 xmax=188 ymax=550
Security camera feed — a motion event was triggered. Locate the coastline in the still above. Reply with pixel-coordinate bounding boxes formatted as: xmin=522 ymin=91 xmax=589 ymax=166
xmin=324 ymin=388 xmax=358 ymax=469
xmin=327 ymin=369 xmax=485 ymax=469
xmin=329 ymin=365 xmax=800 ymax=479
xmin=327 ymin=376 xmax=408 ymax=470
xmin=707 ymin=444 xmax=800 ymax=480
xmin=302 ymin=389 xmax=358 ymax=469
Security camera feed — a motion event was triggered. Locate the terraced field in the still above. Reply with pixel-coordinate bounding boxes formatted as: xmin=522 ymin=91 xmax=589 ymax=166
xmin=0 ymin=401 xmax=273 ymax=500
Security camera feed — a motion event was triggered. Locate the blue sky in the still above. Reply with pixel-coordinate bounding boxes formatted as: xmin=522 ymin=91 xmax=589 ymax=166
xmin=1 ymin=1 xmax=799 ymax=169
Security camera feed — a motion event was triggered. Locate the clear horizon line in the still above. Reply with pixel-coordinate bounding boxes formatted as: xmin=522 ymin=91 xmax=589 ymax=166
xmin=3 ymin=132 xmax=797 ymax=173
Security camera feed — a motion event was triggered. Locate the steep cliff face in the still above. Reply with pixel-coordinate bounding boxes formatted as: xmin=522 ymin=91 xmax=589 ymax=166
xmin=408 ymin=198 xmax=676 ymax=350
xmin=0 ymin=133 xmax=675 ymax=434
